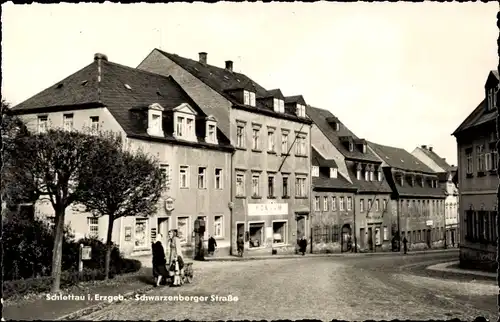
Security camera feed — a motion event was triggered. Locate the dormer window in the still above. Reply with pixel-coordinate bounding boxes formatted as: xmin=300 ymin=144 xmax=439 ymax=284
xmin=296 ymin=104 xmax=306 ymax=117
xmin=400 ymin=175 xmax=404 ymax=186
xmin=312 ymin=166 xmax=319 ymax=177
xmin=411 ymin=176 xmax=415 ymax=187
xmin=147 ymin=103 xmax=164 ymax=137
xmin=369 ymin=170 xmax=374 ymax=181
xmin=420 ymin=177 xmax=425 ymax=187
xmin=364 ymin=169 xmax=369 ymax=181
xmin=273 ymin=99 xmax=285 ymax=113
xmin=173 ymin=103 xmax=197 ymax=142
xmin=348 ymin=142 xmax=353 ymax=152
xmin=362 ymin=144 xmax=367 ymax=154
xmin=356 ymin=169 xmax=361 ymax=180
xmin=205 ymin=115 xmax=218 ymax=144
xmin=330 ymin=168 xmax=338 ymax=179
xmin=244 ymin=90 xmax=256 ymax=107
xmin=377 ymin=171 xmax=383 ymax=182
xmin=487 ymin=88 xmax=497 ymax=111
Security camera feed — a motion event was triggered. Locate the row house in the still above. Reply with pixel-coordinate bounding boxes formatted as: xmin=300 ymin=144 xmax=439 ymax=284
xmin=412 ymin=145 xmax=459 ymax=247
xmin=452 ymin=70 xmax=499 ymax=272
xmin=368 ymin=142 xmax=446 ymax=250
xmin=307 ymin=106 xmax=393 ymax=252
xmin=138 ymin=50 xmax=312 ymax=255
xmin=11 ymin=54 xmax=233 ymax=257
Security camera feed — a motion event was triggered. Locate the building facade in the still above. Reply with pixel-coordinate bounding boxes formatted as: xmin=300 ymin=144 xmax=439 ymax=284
xmin=138 ymin=50 xmax=312 ymax=254
xmin=11 ymin=54 xmax=234 ymax=257
xmin=307 ymin=106 xmax=394 ymax=252
xmin=369 ymin=142 xmax=446 ymax=251
xmin=452 ymin=70 xmax=499 ymax=272
xmin=412 ymin=145 xmax=459 ymax=247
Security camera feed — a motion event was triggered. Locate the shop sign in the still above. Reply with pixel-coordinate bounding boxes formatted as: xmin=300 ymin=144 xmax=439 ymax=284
xmin=81 ymin=246 xmax=92 ymax=260
xmin=248 ymin=203 xmax=288 ymax=216
xmin=426 ymin=220 xmax=433 ymax=226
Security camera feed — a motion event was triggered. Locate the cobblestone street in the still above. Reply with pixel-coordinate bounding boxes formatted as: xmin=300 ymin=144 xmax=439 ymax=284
xmin=79 ymin=252 xmax=497 ymax=321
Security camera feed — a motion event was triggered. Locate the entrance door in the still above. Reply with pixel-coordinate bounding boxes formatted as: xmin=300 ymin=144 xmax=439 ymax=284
xmin=296 ymin=215 xmax=306 ymax=241
xmin=426 ymin=229 xmax=431 ymax=248
xmin=359 ymin=228 xmax=365 ymax=249
xmin=236 ymin=223 xmax=245 ymax=240
xmin=367 ymin=227 xmax=373 ymax=251
xmin=341 ymin=224 xmax=352 ymax=252
xmin=157 ymin=218 xmax=169 ymax=245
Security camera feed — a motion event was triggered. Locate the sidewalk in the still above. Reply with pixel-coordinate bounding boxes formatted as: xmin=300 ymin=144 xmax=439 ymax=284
xmin=426 ymin=261 xmax=497 ymax=279
xmin=3 ymin=268 xmax=154 ymax=321
xmin=203 ymin=248 xmax=459 ymax=262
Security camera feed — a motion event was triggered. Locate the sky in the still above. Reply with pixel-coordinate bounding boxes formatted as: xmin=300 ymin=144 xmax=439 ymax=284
xmin=2 ymin=2 xmax=498 ymax=166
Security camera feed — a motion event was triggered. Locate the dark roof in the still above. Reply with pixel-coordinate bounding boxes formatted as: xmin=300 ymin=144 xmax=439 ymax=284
xmin=311 ymin=148 xmax=356 ymax=191
xmin=265 ymin=89 xmax=285 ymax=99
xmin=11 ymin=59 xmax=232 ymax=150
xmin=306 ymin=106 xmax=381 ymax=162
xmin=452 ymin=70 xmax=499 ymax=136
xmin=368 ymin=141 xmax=435 ymax=173
xmin=391 ymin=172 xmax=446 ymax=198
xmin=284 ymin=95 xmax=306 ymax=105
xmin=345 ymin=162 xmax=393 ymax=194
xmin=153 ymin=49 xmax=309 ymax=122
xmin=415 ymin=147 xmax=453 ymax=172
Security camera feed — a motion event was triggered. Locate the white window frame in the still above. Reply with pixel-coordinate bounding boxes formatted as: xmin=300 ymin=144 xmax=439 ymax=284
xmin=377 ymin=171 xmax=383 ymax=182
xmin=63 ymin=113 xmax=74 ymax=131
xmin=369 ymin=171 xmax=374 ymax=181
xmin=330 ymin=168 xmax=338 ymax=178
xmin=347 ymin=197 xmax=352 ymax=211
xmin=90 ymin=116 xmax=100 ymax=133
xmin=282 ymin=175 xmax=289 ymax=198
xmin=206 ymin=122 xmax=217 ymax=144
xmin=215 ymin=168 xmax=223 ymax=190
xmin=331 ymin=197 xmax=337 ymax=211
xmin=252 ymin=128 xmax=260 ymax=150
xmin=339 ymin=197 xmax=345 ymax=211
xmin=295 ymin=134 xmax=307 ymax=156
xmin=296 ymin=104 xmax=306 ymax=117
xmin=375 ymin=199 xmax=380 ymax=212
xmin=272 ymin=220 xmax=287 ymax=245
xmin=236 ymin=124 xmax=246 ymax=148
xmin=198 ymin=167 xmax=207 ymax=189
xmin=360 ymin=199 xmax=364 ymax=212
xmin=236 ymin=172 xmax=245 ymax=197
xmin=176 ymin=216 xmax=190 ymax=244
xmin=87 ymin=217 xmax=99 ymax=238
xmin=477 ymin=145 xmax=485 ymax=172
xmin=368 ymin=199 xmax=372 ymax=212
xmin=323 ymin=196 xmax=328 ymax=211
xmin=314 ymin=196 xmax=320 ymax=211
xmin=179 ymin=165 xmax=190 ymax=189
xmin=134 ymin=217 xmax=149 ymax=249
xmin=356 ymin=170 xmax=361 ymax=180
xmin=213 ymin=215 xmax=224 ymax=238
xmin=267 ymin=174 xmax=275 ymax=198
xmin=281 ymin=132 xmax=289 ymax=154
xmin=244 ymin=90 xmax=250 ymax=105
xmin=312 ymin=166 xmax=319 ymax=177
xmin=250 ymin=92 xmax=256 ymax=107
xmin=273 ymin=98 xmax=280 ymax=112
xmin=466 ymin=150 xmax=473 ymax=174
xmin=295 ymin=176 xmax=307 ymax=198
xmin=159 ymin=164 xmax=170 ymax=190
xmin=268 ymin=129 xmax=275 ymax=152
xmin=252 ymin=173 xmax=260 ymax=197
xmin=364 ymin=170 xmax=369 ymax=181
xmin=383 ymin=226 xmax=389 ymax=241
xmin=37 ymin=115 xmax=48 ymax=134
xmin=383 ymin=199 xmax=387 ymax=210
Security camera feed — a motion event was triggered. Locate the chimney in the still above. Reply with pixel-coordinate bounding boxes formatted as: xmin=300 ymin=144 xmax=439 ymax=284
xmin=442 ymin=158 xmax=446 ymax=162
xmin=421 ymin=145 xmax=427 ymax=149
xmin=225 ymin=60 xmax=233 ymax=72
xmin=94 ymin=53 xmax=108 ymax=61
xmin=429 ymin=147 xmax=433 ymax=152
xmin=199 ymin=52 xmax=207 ymax=64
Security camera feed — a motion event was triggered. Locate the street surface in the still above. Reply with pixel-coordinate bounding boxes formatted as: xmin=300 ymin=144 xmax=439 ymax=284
xmin=80 ymin=252 xmax=497 ymax=321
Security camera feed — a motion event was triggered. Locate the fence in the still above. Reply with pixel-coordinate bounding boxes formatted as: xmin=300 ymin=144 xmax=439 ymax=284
xmin=312 ymin=225 xmax=340 ymax=244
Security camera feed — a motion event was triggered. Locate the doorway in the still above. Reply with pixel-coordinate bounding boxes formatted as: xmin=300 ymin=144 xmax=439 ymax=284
xmin=341 ymin=224 xmax=352 ymax=253
xmin=426 ymin=229 xmax=431 ymax=248
xmin=157 ymin=217 xmax=169 ymax=245
xmin=236 ymin=223 xmax=245 ymax=240
xmin=296 ymin=215 xmax=306 ymax=242
xmin=367 ymin=227 xmax=373 ymax=251
xmin=359 ymin=228 xmax=365 ymax=249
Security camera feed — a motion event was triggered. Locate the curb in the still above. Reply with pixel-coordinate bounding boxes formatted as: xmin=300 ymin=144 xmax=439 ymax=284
xmin=426 ymin=261 xmax=497 ymax=279
xmin=55 ymin=285 xmax=154 ymax=321
xmin=204 ymin=248 xmax=459 ymax=262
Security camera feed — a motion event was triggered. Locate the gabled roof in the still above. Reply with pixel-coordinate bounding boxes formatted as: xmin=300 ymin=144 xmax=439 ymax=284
xmin=452 ymin=70 xmax=499 ymax=136
xmin=368 ymin=141 xmax=435 ymax=173
xmin=265 ymin=89 xmax=285 ymax=99
xmin=311 ymin=148 xmax=356 ymax=191
xmin=284 ymin=95 xmax=306 ymax=105
xmin=306 ymin=106 xmax=381 ymax=162
xmin=414 ymin=146 xmax=453 ymax=172
xmin=11 ymin=58 xmax=232 ymax=150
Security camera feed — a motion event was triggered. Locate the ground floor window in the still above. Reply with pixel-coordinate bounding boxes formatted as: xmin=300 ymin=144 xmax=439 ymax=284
xmin=134 ymin=218 xmax=148 ymax=248
xmin=87 ymin=217 xmax=99 ymax=238
xmin=272 ymin=221 xmax=287 ymax=244
xmin=249 ymin=222 xmax=265 ymax=248
xmin=383 ymin=226 xmax=388 ymax=241
xmin=177 ymin=217 xmax=189 ymax=244
xmin=374 ymin=227 xmax=381 ymax=245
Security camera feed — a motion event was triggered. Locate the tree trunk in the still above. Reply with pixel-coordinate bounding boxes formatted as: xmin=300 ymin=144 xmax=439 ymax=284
xmin=104 ymin=216 xmax=115 ymax=280
xmin=50 ymin=206 xmax=65 ymax=293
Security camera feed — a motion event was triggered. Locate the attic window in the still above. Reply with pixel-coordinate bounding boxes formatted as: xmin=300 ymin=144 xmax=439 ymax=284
xmin=362 ymin=144 xmax=367 ymax=153
xmin=348 ymin=142 xmax=353 ymax=152
xmin=124 ymin=84 xmax=132 ymax=90
xmin=312 ymin=166 xmax=319 ymax=177
xmin=296 ymin=104 xmax=306 ymax=118
xmin=273 ymin=99 xmax=285 ymax=113
xmin=330 ymin=168 xmax=338 ymax=179
xmin=81 ymin=80 xmax=88 ymax=86
xmin=56 ymin=83 xmax=63 ymax=89
xmin=244 ymin=90 xmax=256 ymax=107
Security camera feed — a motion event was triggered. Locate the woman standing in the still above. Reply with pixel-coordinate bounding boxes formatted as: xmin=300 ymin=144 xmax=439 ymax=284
xmin=166 ymin=229 xmax=184 ymax=286
xmin=151 ymin=234 xmax=168 ymax=287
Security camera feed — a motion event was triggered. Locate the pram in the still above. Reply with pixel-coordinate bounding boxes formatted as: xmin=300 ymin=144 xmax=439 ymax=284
xmin=166 ymin=261 xmax=193 ymax=285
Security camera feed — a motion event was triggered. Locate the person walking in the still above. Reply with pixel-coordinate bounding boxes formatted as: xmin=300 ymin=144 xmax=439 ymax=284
xmin=151 ymin=234 xmax=168 ymax=287
xmin=298 ymin=235 xmax=308 ymax=255
xmin=237 ymin=234 xmax=244 ymax=257
xmin=208 ymin=235 xmax=217 ymax=256
xmin=402 ymin=236 xmax=408 ymax=254
xmin=166 ymin=229 xmax=184 ymax=286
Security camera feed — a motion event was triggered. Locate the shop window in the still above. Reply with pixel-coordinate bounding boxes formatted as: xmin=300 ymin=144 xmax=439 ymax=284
xmin=249 ymin=222 xmax=265 ymax=248
xmin=134 ymin=218 xmax=148 ymax=248
xmin=272 ymin=221 xmax=287 ymax=244
xmin=177 ymin=217 xmax=189 ymax=244
xmin=375 ymin=227 xmax=381 ymax=245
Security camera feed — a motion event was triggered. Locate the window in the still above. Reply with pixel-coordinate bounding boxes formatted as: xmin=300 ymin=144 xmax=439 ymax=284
xmin=236 ymin=172 xmax=245 ymax=196
xmin=250 ymin=92 xmax=256 ymax=107
xmin=312 ymin=166 xmax=319 ymax=177
xmin=198 ymin=167 xmax=207 ymax=189
xmin=88 ymin=217 xmax=99 ymax=237
xmin=383 ymin=199 xmax=387 ymax=211
xmin=272 ymin=221 xmax=287 ymax=244
xmin=356 ymin=170 xmax=361 ymax=180
xmin=369 ymin=171 xmax=374 ymax=181
xmin=295 ymin=176 xmax=307 ymax=197
xmin=252 ymin=173 xmax=260 ymax=197
xmin=37 ymin=115 xmax=48 ymax=133
xmin=244 ymin=90 xmax=250 ymax=105
xmin=90 ymin=116 xmax=99 ymax=133
xmin=477 ymin=145 xmax=485 ymax=172
xmin=323 ymin=196 xmax=328 ymax=211
xmin=186 ymin=118 xmax=193 ymax=136
xmin=347 ymin=197 xmax=352 ymax=211
xmin=215 ymin=168 xmax=223 ymax=190
xmin=252 ymin=128 xmax=260 ymax=150
xmin=177 ymin=217 xmax=189 ymax=244
xmin=466 ymin=149 xmax=473 ymax=174
xmin=378 ymin=171 xmax=383 ymax=181
xmin=176 ymin=116 xmax=185 ymax=137
xmin=368 ymin=199 xmax=372 ymax=212
xmin=281 ymin=132 xmax=289 ymax=154
xmin=63 ymin=114 xmax=74 ymax=131
xmin=134 ymin=218 xmax=148 ymax=248
xmin=383 ymin=226 xmax=388 ymax=241
xmin=273 ymin=99 xmax=285 ymax=113
xmin=339 ymin=197 xmax=345 ymax=211
xmin=159 ymin=164 xmax=170 ymax=189
xmin=364 ymin=170 xmax=369 ymax=181
xmin=214 ymin=215 xmax=223 ymax=238
xmin=236 ymin=125 xmax=245 ymax=148
xmin=374 ymin=228 xmax=381 ymax=245
xmin=314 ymin=197 xmax=320 ymax=211
xmin=207 ymin=124 xmax=216 ymax=143
xmin=179 ymin=166 xmax=189 ymax=188
xmin=331 ymin=197 xmax=337 ymax=211
xmin=348 ymin=142 xmax=353 ymax=152
xmin=295 ymin=134 xmax=307 ymax=156
xmin=360 ymin=199 xmax=364 ymax=212
xmin=375 ymin=199 xmax=380 ymax=212
xmin=282 ymin=176 xmax=289 ymax=198
xmin=296 ymin=104 xmax=306 ymax=117
xmin=151 ymin=114 xmax=161 ymax=132
xmin=268 ymin=130 xmax=275 ymax=152
xmin=488 ymin=88 xmax=497 ymax=110
xmin=249 ymin=222 xmax=265 ymax=248
xmin=330 ymin=168 xmax=338 ymax=178
xmin=268 ymin=174 xmax=275 ymax=198
xmin=492 ymin=146 xmax=498 ymax=170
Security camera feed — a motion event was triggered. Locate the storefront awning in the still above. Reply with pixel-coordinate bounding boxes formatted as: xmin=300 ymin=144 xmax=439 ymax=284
xmin=294 ymin=205 xmax=310 ymax=214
